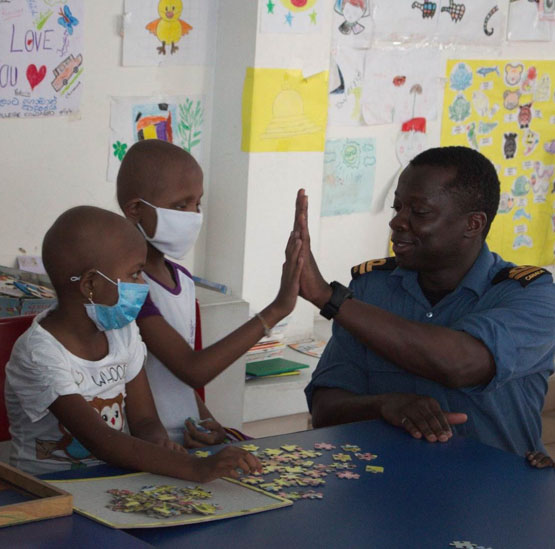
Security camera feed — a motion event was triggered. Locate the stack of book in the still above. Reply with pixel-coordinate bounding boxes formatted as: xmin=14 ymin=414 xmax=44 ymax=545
xmin=245 ymin=357 xmax=309 ymax=381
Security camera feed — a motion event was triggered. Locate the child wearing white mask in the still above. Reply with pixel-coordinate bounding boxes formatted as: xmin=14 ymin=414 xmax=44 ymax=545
xmin=5 ymin=206 xmax=261 ymax=479
xmin=117 ymin=140 xmax=303 ymax=447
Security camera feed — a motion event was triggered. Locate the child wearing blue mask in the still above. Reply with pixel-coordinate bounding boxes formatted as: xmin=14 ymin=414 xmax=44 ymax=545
xmin=5 ymin=206 xmax=261 ymax=480
xmin=117 ymin=140 xmax=303 ymax=447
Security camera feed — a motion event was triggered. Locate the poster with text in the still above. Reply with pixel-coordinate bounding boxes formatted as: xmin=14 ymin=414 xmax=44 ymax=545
xmin=371 ymin=0 xmax=505 ymax=46
xmin=441 ymin=59 xmax=555 ymax=266
xmin=321 ymin=137 xmax=376 ymax=217
xmin=108 ymin=95 xmax=205 ymax=182
xmin=260 ymin=0 xmax=324 ymax=34
xmin=122 ymin=0 xmax=217 ymax=66
xmin=0 ymin=0 xmax=84 ymax=119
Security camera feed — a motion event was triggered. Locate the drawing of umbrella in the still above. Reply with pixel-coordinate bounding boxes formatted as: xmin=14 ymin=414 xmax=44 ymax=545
xmin=410 ymin=83 xmax=423 ymax=118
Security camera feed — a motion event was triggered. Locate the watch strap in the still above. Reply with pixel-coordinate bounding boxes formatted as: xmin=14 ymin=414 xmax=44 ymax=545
xmin=319 ymin=281 xmax=353 ymax=320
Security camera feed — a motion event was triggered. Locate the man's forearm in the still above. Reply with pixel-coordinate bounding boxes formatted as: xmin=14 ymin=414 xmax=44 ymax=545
xmin=324 ymin=298 xmax=495 ymax=388
xmin=311 ymin=388 xmax=388 ymax=428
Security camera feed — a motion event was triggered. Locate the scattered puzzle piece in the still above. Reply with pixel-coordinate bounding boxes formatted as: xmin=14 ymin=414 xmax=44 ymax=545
xmin=281 ymin=444 xmax=299 ymax=452
xmin=241 ymin=444 xmax=260 ymax=452
xmin=341 ymin=444 xmax=361 ymax=453
xmin=194 ymin=450 xmax=211 ymax=458
xmin=365 ymin=466 xmax=384 ymax=474
xmin=264 ymin=448 xmax=284 ymax=457
xmin=355 ymin=452 xmax=378 ymax=461
xmin=314 ymin=442 xmax=336 ymax=450
xmin=332 ymin=453 xmax=352 ymax=462
xmin=302 ymin=490 xmax=323 ymax=500
xmin=336 ymin=471 xmax=360 ymax=480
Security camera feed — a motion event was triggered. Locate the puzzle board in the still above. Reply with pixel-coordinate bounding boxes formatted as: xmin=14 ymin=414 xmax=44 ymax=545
xmin=48 ymin=472 xmax=291 ymax=529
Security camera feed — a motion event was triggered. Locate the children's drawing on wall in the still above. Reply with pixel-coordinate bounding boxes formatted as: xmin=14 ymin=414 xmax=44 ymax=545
xmin=123 ymin=0 xmax=217 ymax=66
xmin=145 ymin=0 xmax=192 ymax=55
xmin=328 ymin=46 xmax=364 ymax=126
xmin=441 ymin=59 xmax=555 ymax=265
xmin=507 ymin=0 xmax=552 ymax=40
xmin=242 ymin=68 xmax=328 ymax=152
xmin=539 ymin=0 xmax=555 ymax=20
xmin=331 ymin=0 xmax=372 ymax=47
xmin=107 ymin=95 xmax=205 ymax=181
xmin=372 ymin=118 xmax=428 ymax=213
xmin=361 ymin=49 xmax=440 ymax=125
xmin=321 ymin=138 xmax=376 ymax=217
xmin=259 ymin=0 xmax=324 ymax=34
xmin=0 ymin=0 xmax=84 ymax=118
xmin=371 ymin=0 xmax=505 ymax=46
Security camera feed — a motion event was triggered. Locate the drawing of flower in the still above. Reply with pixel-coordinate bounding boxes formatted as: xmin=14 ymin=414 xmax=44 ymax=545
xmin=112 ymin=141 xmax=128 ymax=161
xmin=177 ymin=98 xmax=203 ymax=153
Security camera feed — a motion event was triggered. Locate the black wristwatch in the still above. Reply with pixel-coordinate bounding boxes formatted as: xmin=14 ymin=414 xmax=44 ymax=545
xmin=319 ymin=281 xmax=353 ymax=320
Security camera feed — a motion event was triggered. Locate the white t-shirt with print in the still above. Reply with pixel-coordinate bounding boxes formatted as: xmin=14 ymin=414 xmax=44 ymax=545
xmin=141 ymin=262 xmax=200 ymax=443
xmin=5 ymin=309 xmax=146 ymax=475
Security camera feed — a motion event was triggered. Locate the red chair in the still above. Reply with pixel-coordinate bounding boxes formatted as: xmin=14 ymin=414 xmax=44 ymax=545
xmin=0 ymin=316 xmax=33 ymax=441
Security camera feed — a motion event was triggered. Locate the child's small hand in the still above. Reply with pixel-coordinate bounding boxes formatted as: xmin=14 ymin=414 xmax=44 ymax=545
xmin=195 ymin=446 xmax=262 ymax=482
xmin=184 ymin=419 xmax=227 ymax=447
xmin=526 ymin=450 xmax=555 ymax=469
xmin=271 ymin=230 xmax=304 ymax=317
xmin=156 ymin=437 xmax=189 ymax=454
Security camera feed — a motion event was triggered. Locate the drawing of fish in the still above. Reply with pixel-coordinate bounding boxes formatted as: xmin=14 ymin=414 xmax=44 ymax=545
xmin=476 ymin=66 xmax=499 ymax=78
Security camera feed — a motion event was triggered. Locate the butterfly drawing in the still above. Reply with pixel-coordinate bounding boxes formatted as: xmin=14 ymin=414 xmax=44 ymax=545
xmin=58 ymin=5 xmax=79 ymax=35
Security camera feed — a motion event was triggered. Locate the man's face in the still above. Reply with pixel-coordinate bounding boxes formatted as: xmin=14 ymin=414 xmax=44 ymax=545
xmin=389 ymin=164 xmax=471 ymax=272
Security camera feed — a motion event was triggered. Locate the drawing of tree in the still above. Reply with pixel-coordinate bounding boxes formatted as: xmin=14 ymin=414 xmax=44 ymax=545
xmin=177 ymin=99 xmax=203 ymax=153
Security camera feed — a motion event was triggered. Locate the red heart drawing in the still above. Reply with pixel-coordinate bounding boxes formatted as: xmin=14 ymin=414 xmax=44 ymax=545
xmin=26 ymin=64 xmax=46 ymax=91
xmin=27 ymin=39 xmax=33 ymax=46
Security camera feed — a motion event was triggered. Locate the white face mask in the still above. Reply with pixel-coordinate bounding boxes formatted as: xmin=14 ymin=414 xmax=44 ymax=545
xmin=137 ymin=199 xmax=203 ymax=260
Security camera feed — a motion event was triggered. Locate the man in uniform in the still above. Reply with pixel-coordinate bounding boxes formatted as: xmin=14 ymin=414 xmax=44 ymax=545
xmin=297 ymin=146 xmax=555 ymax=456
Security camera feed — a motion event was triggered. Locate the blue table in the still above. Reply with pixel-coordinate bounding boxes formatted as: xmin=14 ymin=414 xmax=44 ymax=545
xmin=37 ymin=420 xmax=555 ymax=548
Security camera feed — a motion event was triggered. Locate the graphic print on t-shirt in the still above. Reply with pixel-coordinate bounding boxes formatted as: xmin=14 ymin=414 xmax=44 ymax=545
xmin=35 ymin=393 xmax=125 ymax=467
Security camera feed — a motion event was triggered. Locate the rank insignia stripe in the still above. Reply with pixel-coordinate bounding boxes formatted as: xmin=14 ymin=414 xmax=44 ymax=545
xmin=351 ymin=257 xmax=397 ymax=279
xmin=492 ymin=265 xmax=551 ymax=287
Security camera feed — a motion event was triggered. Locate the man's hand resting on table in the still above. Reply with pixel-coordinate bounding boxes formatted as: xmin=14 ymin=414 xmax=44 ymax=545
xmin=380 ymin=393 xmax=468 ymax=443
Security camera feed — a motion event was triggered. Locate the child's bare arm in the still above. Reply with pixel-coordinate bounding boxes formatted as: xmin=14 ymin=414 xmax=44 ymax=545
xmin=124 ymin=368 xmax=185 ymax=453
xmin=526 ymin=451 xmax=555 ymax=469
xmin=48 ymin=393 xmax=261 ymax=482
xmin=137 ymin=231 xmax=303 ymax=388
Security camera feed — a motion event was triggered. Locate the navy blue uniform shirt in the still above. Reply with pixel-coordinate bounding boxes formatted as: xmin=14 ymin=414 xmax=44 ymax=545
xmin=306 ymin=245 xmax=555 ymax=455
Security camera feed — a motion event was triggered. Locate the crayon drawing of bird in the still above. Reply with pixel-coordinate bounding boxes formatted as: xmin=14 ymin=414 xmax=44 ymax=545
xmin=146 ymin=0 xmax=192 ymax=55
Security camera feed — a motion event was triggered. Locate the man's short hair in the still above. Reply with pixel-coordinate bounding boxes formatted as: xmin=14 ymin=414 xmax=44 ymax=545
xmin=410 ymin=146 xmax=500 ymax=238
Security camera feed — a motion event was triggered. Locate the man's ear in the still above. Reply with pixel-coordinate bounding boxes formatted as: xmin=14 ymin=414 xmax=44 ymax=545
xmin=464 ymin=212 xmax=487 ymax=238
xmin=122 ymin=198 xmax=143 ymax=223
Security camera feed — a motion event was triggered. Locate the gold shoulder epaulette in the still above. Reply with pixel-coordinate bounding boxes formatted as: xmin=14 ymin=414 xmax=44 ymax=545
xmin=492 ymin=265 xmax=551 ymax=287
xmin=351 ymin=257 xmax=397 ymax=279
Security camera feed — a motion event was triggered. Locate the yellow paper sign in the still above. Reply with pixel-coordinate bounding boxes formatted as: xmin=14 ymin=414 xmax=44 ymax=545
xmin=441 ymin=59 xmax=555 ymax=266
xmin=242 ymin=68 xmax=329 ymax=152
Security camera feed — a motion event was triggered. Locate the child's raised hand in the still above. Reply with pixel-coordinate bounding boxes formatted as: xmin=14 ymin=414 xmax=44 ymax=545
xmin=195 ymin=446 xmax=262 ymax=483
xmin=184 ymin=418 xmax=227 ymax=447
xmin=271 ymin=230 xmax=304 ymax=317
xmin=526 ymin=450 xmax=555 ymax=469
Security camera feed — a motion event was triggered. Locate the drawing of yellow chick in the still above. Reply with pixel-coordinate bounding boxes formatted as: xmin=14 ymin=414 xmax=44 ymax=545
xmin=146 ymin=0 xmax=193 ymax=55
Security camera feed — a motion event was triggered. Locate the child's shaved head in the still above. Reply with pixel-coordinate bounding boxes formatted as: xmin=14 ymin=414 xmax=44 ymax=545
xmin=117 ymin=140 xmax=201 ymax=208
xmin=42 ymin=206 xmax=145 ymax=292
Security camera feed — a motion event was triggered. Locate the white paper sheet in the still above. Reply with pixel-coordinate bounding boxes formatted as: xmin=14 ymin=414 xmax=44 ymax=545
xmin=328 ymin=45 xmax=365 ymax=126
xmin=0 ymin=0 xmax=84 ymax=118
xmin=507 ymin=0 xmax=552 ymax=41
xmin=331 ymin=0 xmax=373 ymax=48
xmin=122 ymin=0 xmax=217 ymax=66
xmin=371 ymin=0 xmax=505 ymax=46
xmin=107 ymin=95 xmax=205 ymax=182
xmin=259 ymin=0 xmax=324 ymax=34
xmin=361 ymin=48 xmax=441 ymax=125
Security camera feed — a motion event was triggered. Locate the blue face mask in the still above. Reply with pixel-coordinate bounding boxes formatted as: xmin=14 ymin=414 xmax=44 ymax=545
xmin=71 ymin=270 xmax=149 ymax=331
